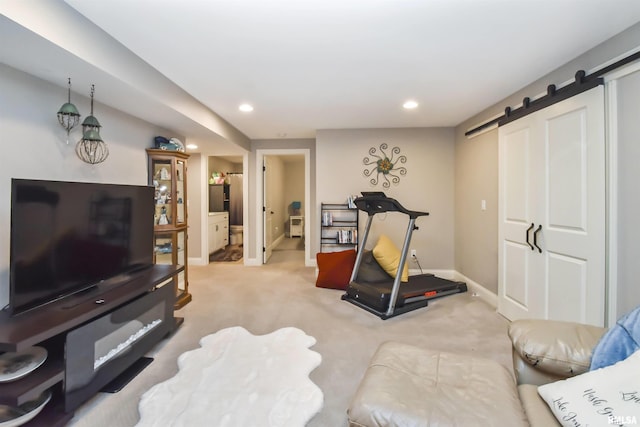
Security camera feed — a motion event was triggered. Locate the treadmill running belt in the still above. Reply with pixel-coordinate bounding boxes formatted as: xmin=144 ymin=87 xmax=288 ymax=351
xmin=345 ymin=275 xmax=467 ymax=312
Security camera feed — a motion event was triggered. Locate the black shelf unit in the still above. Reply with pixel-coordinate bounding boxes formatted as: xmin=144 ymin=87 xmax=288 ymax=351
xmin=320 ymin=203 xmax=359 ymax=252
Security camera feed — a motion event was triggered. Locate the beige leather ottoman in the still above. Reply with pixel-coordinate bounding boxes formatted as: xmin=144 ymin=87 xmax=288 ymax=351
xmin=347 ymin=342 xmax=528 ymax=427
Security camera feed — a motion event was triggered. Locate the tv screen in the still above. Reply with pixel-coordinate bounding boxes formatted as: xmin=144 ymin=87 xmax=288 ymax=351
xmin=9 ymin=179 xmax=155 ymax=315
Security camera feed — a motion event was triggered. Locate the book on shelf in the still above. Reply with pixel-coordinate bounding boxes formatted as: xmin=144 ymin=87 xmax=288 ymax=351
xmin=337 ymin=229 xmax=357 ymax=244
xmin=347 ymin=195 xmax=359 ymax=209
xmin=322 ymin=212 xmax=333 ymax=226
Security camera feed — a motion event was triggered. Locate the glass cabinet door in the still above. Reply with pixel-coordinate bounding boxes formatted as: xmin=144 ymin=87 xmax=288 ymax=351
xmin=153 ymin=229 xmax=188 ymax=302
xmin=153 ymin=232 xmax=174 ymax=265
xmin=152 ymin=159 xmax=174 ymax=227
xmin=176 ymin=229 xmax=186 ymax=295
xmin=176 ymin=159 xmax=186 ymax=225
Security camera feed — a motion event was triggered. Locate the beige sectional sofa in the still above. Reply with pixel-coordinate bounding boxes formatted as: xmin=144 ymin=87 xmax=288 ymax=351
xmin=347 ymin=319 xmax=607 ymax=427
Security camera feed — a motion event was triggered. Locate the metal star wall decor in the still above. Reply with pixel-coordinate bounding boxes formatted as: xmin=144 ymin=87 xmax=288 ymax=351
xmin=363 ymin=143 xmax=407 ymax=188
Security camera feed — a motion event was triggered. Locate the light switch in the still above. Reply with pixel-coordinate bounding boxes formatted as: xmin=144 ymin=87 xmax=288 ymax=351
xmin=481 ymin=200 xmax=487 ymax=211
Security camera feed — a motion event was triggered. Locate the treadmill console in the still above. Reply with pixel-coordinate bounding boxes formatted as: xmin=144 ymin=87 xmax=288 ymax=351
xmin=360 ymin=191 xmax=386 ymax=197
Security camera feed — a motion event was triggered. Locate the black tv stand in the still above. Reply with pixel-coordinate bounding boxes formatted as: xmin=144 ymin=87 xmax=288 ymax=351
xmin=60 ymin=279 xmax=133 ymax=310
xmin=100 ymin=356 xmax=153 ymax=393
xmin=0 ymin=264 xmax=183 ymax=426
xmin=100 ymin=357 xmax=153 ymax=393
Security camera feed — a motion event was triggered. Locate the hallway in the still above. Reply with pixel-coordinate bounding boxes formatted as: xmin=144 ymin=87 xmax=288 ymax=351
xmin=273 ymin=236 xmax=304 ymax=252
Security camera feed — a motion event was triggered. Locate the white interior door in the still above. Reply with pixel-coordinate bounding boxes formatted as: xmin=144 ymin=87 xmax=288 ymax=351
xmin=498 ymin=86 xmax=606 ymax=326
xmin=498 ymin=121 xmax=540 ymax=321
xmin=263 ymin=158 xmax=273 ymax=263
xmin=541 ymin=87 xmax=606 ymax=325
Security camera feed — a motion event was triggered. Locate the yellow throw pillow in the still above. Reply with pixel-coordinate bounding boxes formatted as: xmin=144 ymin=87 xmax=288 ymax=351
xmin=372 ymin=235 xmax=409 ymax=282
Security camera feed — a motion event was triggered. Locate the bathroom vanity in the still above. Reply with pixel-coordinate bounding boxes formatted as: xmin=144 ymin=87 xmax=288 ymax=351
xmin=208 ymin=212 xmax=229 ymax=253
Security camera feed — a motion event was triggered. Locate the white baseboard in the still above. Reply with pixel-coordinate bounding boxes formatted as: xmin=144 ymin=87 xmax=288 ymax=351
xmin=188 ymin=257 xmax=208 ymax=266
xmin=409 ymin=268 xmax=497 ymax=309
xmin=409 ymin=268 xmax=454 ymax=279
xmin=451 ymin=271 xmax=498 ymax=309
xmin=244 ymin=234 xmax=286 ymax=266
xmin=272 ymin=234 xmax=285 ymax=249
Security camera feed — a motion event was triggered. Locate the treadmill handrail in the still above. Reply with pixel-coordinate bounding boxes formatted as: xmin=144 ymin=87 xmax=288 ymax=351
xmin=354 ymin=195 xmax=429 ymax=219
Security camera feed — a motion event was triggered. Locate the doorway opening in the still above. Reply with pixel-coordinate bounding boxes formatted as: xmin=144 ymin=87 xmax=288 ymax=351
xmin=256 ymin=149 xmax=311 ymax=266
xmin=207 ymin=155 xmax=246 ymax=263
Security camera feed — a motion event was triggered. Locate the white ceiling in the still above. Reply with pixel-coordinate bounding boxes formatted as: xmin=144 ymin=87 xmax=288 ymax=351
xmin=5 ymin=1 xmax=640 ymax=146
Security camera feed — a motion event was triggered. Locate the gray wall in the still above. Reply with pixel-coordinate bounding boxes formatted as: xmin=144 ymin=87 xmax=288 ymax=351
xmin=454 ymin=22 xmax=640 ymax=316
xmin=316 ymin=128 xmax=455 ymax=270
xmin=454 ymin=127 xmax=498 ymax=291
xmin=613 ymin=68 xmax=640 ymax=316
xmin=186 ymin=153 xmax=204 ymax=259
xmin=284 ymin=158 xmax=305 ymax=235
xmin=0 ymin=63 xmax=177 ymax=307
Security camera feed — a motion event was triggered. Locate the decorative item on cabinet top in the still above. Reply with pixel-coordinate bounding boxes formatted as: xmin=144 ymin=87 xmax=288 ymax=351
xmin=154 ymin=136 xmax=185 ymax=152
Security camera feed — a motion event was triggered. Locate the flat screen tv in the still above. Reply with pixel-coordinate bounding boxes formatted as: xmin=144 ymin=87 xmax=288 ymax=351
xmin=9 ymin=179 xmax=155 ymax=315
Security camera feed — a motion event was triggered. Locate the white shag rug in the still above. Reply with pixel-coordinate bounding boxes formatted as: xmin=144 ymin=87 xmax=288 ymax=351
xmin=136 ymin=326 xmax=323 ymax=427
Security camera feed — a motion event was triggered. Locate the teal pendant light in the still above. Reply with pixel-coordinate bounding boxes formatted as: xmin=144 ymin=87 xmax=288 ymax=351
xmin=57 ymin=78 xmax=81 ymax=143
xmin=76 ymin=84 xmax=109 ymax=164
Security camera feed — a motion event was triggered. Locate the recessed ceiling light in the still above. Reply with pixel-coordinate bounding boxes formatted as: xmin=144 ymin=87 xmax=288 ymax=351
xmin=239 ymin=103 xmax=254 ymax=112
xmin=403 ymin=100 xmax=419 ymax=109
xmin=186 ymin=143 xmax=198 ymax=149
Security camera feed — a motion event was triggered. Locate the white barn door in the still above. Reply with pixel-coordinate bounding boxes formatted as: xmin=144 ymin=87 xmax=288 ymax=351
xmin=498 ymin=87 xmax=606 ymax=326
xmin=498 ymin=121 xmax=540 ymax=322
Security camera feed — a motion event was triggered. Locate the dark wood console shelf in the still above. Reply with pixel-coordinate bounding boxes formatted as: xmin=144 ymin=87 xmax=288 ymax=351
xmin=0 ymin=264 xmax=182 ymax=352
xmin=0 ymin=356 xmax=64 ymax=406
xmin=0 ymin=263 xmax=183 ymax=425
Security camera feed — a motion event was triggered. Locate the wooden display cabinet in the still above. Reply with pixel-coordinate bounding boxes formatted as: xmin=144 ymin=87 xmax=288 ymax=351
xmin=146 ymin=149 xmax=191 ymax=309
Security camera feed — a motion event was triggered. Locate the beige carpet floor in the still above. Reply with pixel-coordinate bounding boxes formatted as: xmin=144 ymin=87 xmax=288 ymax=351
xmin=69 ymin=248 xmax=513 ymax=427
xmin=273 ymin=236 xmax=305 ymax=251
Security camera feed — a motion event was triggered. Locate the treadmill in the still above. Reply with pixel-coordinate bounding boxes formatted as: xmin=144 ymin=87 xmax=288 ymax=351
xmin=341 ymin=192 xmax=467 ymax=319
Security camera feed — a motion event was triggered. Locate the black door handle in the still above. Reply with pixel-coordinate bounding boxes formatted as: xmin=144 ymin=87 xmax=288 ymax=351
xmin=526 ymin=223 xmax=535 ymax=250
xmin=533 ymin=225 xmax=542 ymax=253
